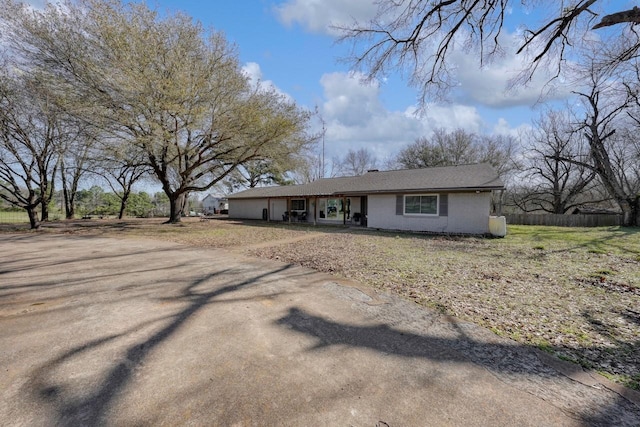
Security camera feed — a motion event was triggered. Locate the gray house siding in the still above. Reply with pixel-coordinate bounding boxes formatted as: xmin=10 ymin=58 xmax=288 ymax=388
xmin=227 ymin=164 xmax=503 ymax=235
xmin=228 ymin=199 xmax=267 ymax=220
xmin=447 ymin=192 xmax=492 ymax=234
xmin=368 ymin=192 xmax=491 ymax=234
xmin=230 ymin=192 xmax=492 ymax=234
xmin=228 ymin=198 xmax=305 ymax=221
xmin=270 ymin=199 xmax=287 ymax=221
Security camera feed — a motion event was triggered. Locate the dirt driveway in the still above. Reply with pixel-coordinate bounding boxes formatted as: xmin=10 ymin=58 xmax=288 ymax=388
xmin=1 ymin=233 xmax=639 ymax=426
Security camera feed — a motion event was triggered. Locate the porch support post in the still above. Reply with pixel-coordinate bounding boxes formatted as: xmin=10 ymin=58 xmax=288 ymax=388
xmin=343 ymin=196 xmax=347 ymax=225
xmin=287 ymin=197 xmax=291 ymax=223
xmin=313 ymin=196 xmax=317 ymax=226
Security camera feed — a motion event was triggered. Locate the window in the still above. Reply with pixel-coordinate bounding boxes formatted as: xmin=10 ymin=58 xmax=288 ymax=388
xmin=404 ymin=194 xmax=438 ymax=215
xmin=318 ymin=198 xmax=345 ymax=221
xmin=290 ymin=199 xmax=306 ymax=211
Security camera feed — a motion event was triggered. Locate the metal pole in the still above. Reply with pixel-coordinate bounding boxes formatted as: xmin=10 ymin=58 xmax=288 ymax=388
xmin=321 ymin=118 xmax=325 ymax=179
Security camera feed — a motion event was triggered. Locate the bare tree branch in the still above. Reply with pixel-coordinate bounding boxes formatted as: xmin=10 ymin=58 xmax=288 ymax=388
xmin=593 ymin=7 xmax=640 ymax=29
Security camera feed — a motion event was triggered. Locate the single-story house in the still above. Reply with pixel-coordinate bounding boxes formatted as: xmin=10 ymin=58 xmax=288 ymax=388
xmin=228 ymin=163 xmax=505 ymax=235
xmin=202 ymin=194 xmax=228 ymax=215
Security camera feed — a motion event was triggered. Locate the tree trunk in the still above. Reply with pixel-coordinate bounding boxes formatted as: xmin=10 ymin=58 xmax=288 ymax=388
xmin=61 ymin=161 xmax=75 ymax=219
xmin=180 ymin=192 xmax=189 ymax=216
xmin=118 ymin=191 xmax=130 ymax=220
xmin=624 ymin=196 xmax=640 ymax=227
xmin=63 ymin=185 xmax=76 ymax=219
xmin=586 ymin=124 xmax=636 ymax=226
xmin=40 ymin=165 xmax=56 ymax=222
xmin=40 ymin=197 xmax=49 ymax=222
xmin=61 ymin=159 xmax=82 ymax=219
xmin=66 ymin=198 xmax=75 ymax=219
xmin=27 ymin=206 xmax=39 ymax=230
xmin=167 ymin=194 xmax=182 ymax=223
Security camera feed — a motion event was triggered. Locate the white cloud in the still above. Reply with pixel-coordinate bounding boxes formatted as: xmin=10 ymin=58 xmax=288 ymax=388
xmin=320 ymin=72 xmax=385 ymax=126
xmin=241 ymin=62 xmax=293 ymax=102
xmin=241 ymin=62 xmax=263 ymax=85
xmin=274 ymin=0 xmax=377 ymax=35
xmin=452 ymin=33 xmax=572 ymax=108
xmin=414 ymin=104 xmax=485 ymax=134
xmin=317 ymin=72 xmax=492 ymax=162
xmin=274 ymin=3 xmax=573 ymax=110
xmin=492 ymin=118 xmax=531 ymax=138
xmin=244 ymin=66 xmax=530 ymax=166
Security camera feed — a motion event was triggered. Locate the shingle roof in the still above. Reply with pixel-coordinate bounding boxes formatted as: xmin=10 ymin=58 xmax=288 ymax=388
xmin=228 ymin=163 xmax=504 ymax=199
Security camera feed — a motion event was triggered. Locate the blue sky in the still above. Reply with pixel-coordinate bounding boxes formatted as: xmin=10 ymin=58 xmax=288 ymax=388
xmin=149 ymin=0 xmax=627 ymax=167
xmin=148 ymin=1 xmax=538 ymax=160
xmin=26 ymin=0 xmax=630 ymax=168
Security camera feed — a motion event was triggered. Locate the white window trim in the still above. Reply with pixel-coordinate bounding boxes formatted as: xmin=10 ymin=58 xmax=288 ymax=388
xmin=404 ymin=194 xmax=439 ymax=216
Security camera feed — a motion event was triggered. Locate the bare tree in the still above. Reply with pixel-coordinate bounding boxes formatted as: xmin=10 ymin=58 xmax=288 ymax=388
xmin=569 ymin=60 xmax=640 ymax=225
xmin=514 ymin=109 xmax=603 ymax=214
xmin=337 ymin=147 xmax=378 ymax=176
xmin=58 ymin=122 xmax=96 ymax=219
xmin=0 ymin=69 xmax=60 ymax=229
xmin=291 ymin=149 xmax=342 ymax=184
xmin=397 ymin=129 xmax=476 ymax=169
xmin=396 ymin=128 xmax=516 ymax=178
xmin=93 ymin=138 xmax=151 ymax=219
xmin=335 ymin=1 xmax=640 ymax=104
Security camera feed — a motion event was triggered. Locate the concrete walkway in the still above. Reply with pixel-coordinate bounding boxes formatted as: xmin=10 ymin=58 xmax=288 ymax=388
xmin=1 ymin=233 xmax=639 ymax=426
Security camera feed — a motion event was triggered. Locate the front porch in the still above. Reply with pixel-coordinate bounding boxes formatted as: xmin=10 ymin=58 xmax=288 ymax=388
xmin=268 ymin=195 xmax=367 ymax=227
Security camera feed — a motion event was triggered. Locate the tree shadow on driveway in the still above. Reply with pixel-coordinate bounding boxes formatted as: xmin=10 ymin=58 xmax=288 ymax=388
xmin=28 ymin=263 xmax=296 ymax=426
xmin=276 ymin=307 xmax=640 ymax=426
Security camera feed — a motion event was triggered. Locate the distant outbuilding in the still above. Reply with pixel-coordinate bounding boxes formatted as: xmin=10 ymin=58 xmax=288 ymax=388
xmin=202 ymin=195 xmax=228 ymax=215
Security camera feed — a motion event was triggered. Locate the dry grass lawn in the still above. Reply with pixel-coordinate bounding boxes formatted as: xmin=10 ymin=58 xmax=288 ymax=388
xmin=6 ymin=217 xmax=639 ymax=390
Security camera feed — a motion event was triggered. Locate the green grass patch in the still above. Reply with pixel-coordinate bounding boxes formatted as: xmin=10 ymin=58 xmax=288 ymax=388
xmin=590 ymin=269 xmax=613 ymax=277
xmin=535 ymin=341 xmax=554 ymax=354
xmin=0 ymin=210 xmax=63 ymax=223
xmin=598 ymin=372 xmax=640 ymax=391
xmin=505 ymin=225 xmax=640 ymax=257
xmin=0 ymin=211 xmax=30 ymax=223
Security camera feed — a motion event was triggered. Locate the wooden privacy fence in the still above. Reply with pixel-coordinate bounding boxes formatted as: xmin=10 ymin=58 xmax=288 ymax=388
xmin=505 ymin=213 xmax=622 ymax=227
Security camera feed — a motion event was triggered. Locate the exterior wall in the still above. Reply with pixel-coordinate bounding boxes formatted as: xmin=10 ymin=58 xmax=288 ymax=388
xmin=367 ymin=192 xmax=491 ymax=234
xmin=228 ymin=199 xmax=268 ymax=220
xmin=447 ymin=192 xmax=491 ymax=233
xmin=269 ymin=199 xmax=287 ymax=221
xmin=229 ymin=198 xmax=308 ymax=222
xmin=349 ymin=196 xmax=361 ymax=222
xmin=230 ymin=192 xmax=491 ymax=234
